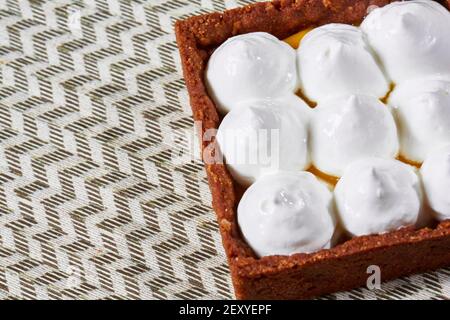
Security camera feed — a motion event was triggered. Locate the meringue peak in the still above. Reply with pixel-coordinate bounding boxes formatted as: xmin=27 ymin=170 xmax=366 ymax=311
xmin=361 ymin=0 xmax=450 ymax=82
xmin=389 ymin=75 xmax=450 ymax=162
xmin=206 ymin=32 xmax=298 ymax=114
xmin=335 ymin=158 xmax=423 ymax=237
xmin=298 ymin=23 xmax=389 ymax=103
xmin=311 ymin=94 xmax=399 ymax=177
xmin=421 ymin=145 xmax=450 ymax=221
xmin=238 ymin=171 xmax=336 ymax=257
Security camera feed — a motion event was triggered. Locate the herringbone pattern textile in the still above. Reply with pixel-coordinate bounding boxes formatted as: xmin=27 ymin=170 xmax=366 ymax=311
xmin=0 ymin=0 xmax=448 ymax=300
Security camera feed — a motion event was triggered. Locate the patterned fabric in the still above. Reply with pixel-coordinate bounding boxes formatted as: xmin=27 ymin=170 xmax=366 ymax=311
xmin=0 ymin=0 xmax=448 ymax=300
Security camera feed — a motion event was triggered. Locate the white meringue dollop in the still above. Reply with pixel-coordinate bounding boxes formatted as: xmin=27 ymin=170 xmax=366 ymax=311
xmin=238 ymin=171 xmax=337 ymax=257
xmin=361 ymin=0 xmax=450 ymax=83
xmin=421 ymin=144 xmax=450 ymax=221
xmin=335 ymin=158 xmax=423 ymax=237
xmin=311 ymin=94 xmax=399 ymax=177
xmin=216 ymin=96 xmax=310 ymax=185
xmin=297 ymin=23 xmax=389 ymax=103
xmin=206 ymin=32 xmax=298 ymax=114
xmin=389 ymin=75 xmax=450 ymax=163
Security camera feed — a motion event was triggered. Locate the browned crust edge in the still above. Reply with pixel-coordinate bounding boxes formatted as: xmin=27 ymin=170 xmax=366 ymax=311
xmin=175 ymin=0 xmax=450 ymax=299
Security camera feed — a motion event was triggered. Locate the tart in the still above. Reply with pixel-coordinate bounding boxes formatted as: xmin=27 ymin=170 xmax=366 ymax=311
xmin=175 ymin=0 xmax=450 ymax=300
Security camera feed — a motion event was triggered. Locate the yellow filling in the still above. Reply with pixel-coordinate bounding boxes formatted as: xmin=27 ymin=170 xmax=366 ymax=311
xmin=307 ymin=165 xmax=340 ymax=187
xmin=380 ymin=83 xmax=396 ymax=104
xmin=396 ymin=155 xmax=422 ymax=169
xmin=283 ymin=28 xmax=313 ymax=49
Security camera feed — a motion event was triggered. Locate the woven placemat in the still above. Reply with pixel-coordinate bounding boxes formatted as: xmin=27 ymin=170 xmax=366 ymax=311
xmin=0 ymin=0 xmax=448 ymax=300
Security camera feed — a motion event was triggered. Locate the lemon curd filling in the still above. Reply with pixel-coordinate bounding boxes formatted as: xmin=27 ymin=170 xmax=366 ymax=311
xmin=283 ymin=27 xmax=313 ymax=49
xmin=307 ymin=165 xmax=340 ymax=187
xmin=380 ymin=82 xmax=396 ymax=104
xmin=397 ymin=155 xmax=422 ymax=169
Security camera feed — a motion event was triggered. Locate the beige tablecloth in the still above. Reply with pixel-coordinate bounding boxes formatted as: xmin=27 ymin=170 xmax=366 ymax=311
xmin=0 ymin=0 xmax=448 ymax=300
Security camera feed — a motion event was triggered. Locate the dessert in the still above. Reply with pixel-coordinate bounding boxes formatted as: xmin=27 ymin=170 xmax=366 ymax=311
xmin=216 ymin=96 xmax=310 ymax=185
xmin=238 ymin=171 xmax=336 ymax=257
xmin=175 ymin=0 xmax=450 ymax=300
xmin=335 ymin=158 xmax=423 ymax=237
xmin=389 ymin=75 xmax=450 ymax=163
xmin=297 ymin=24 xmax=389 ymax=103
xmin=311 ymin=94 xmax=399 ymax=177
xmin=361 ymin=0 xmax=450 ymax=83
xmin=205 ymin=32 xmax=298 ymax=114
xmin=421 ymin=144 xmax=450 ymax=221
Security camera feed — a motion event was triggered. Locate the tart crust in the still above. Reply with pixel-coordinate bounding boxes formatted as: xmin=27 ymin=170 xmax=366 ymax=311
xmin=175 ymin=0 xmax=450 ymax=300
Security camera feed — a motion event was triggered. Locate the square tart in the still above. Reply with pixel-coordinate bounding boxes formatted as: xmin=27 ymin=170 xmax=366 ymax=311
xmin=175 ymin=0 xmax=450 ymax=299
